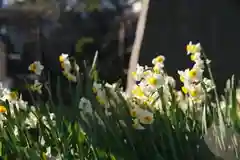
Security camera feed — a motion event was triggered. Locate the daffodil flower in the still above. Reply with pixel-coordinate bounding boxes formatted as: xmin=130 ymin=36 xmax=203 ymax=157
xmin=130 ymin=107 xmax=154 ymax=125
xmin=188 ymin=67 xmax=203 ymax=82
xmin=152 ymin=55 xmax=165 ymax=65
xmin=0 ymin=105 xmax=6 ymax=113
xmin=59 ymin=53 xmax=69 ymax=63
xmin=146 ymin=73 xmax=164 ymax=89
xmin=188 ymin=84 xmax=205 ymax=103
xmin=152 ymin=55 xmax=165 ymax=73
xmin=186 ymin=41 xmax=201 ymax=55
xmin=1 ymin=90 xmax=19 ymax=103
xmin=28 ymin=61 xmax=44 ymax=75
xmin=178 ymin=67 xmax=203 ymax=84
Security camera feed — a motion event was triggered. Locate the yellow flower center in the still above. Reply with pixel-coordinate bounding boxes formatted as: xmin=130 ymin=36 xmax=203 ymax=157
xmin=10 ymin=91 xmax=18 ymax=100
xmin=155 ymin=56 xmax=164 ymax=63
xmin=0 ymin=105 xmax=6 ymax=113
xmin=144 ymin=116 xmax=153 ymax=123
xmin=190 ymin=89 xmax=197 ymax=97
xmin=29 ymin=63 xmax=36 ymax=72
xmin=147 ymin=77 xmax=157 ymax=86
xmin=189 ymin=69 xmax=197 ymax=79
xmin=59 ymin=55 xmax=65 ymax=63
xmin=186 ymin=44 xmax=201 ymax=54
xmin=181 ymin=86 xmax=188 ymax=94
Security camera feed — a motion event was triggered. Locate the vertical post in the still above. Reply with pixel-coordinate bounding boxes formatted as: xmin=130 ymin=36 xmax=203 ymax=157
xmin=126 ymin=0 xmax=150 ymax=94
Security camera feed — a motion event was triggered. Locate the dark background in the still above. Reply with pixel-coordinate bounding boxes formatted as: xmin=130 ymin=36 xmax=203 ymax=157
xmin=140 ymin=0 xmax=240 ymax=92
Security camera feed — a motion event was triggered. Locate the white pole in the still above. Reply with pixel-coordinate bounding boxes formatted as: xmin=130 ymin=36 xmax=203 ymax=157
xmin=126 ymin=0 xmax=150 ymax=95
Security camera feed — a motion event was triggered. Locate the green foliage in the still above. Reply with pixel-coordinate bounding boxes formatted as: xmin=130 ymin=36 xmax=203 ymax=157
xmin=1 ymin=43 xmax=240 ymax=160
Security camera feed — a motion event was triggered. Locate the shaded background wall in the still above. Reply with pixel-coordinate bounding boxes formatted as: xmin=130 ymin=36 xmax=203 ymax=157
xmin=139 ymin=0 xmax=240 ymax=92
xmin=2 ymin=0 xmax=240 ymax=93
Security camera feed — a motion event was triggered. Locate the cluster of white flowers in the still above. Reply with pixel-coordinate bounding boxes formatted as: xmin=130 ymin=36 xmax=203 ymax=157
xmin=131 ymin=55 xmax=174 ymax=105
xmin=59 ymin=53 xmax=80 ymax=82
xmin=0 ymin=84 xmax=33 ymax=128
xmin=126 ymin=55 xmax=178 ymax=129
xmin=124 ymin=41 xmax=218 ymax=129
xmin=178 ymin=42 xmax=215 ymax=104
xmin=0 ymin=42 xmax=217 ymax=132
xmin=0 ymin=60 xmax=58 ymax=130
xmin=0 ymin=88 xmax=28 ymax=114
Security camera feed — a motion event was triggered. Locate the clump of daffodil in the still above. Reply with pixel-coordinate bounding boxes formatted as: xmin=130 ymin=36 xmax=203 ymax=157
xmin=0 ymin=83 xmax=30 ymax=128
xmin=0 ymin=89 xmax=29 ymax=116
xmin=28 ymin=61 xmax=44 ymax=76
xmin=178 ymin=41 xmax=214 ymax=104
xmin=127 ymin=54 xmax=178 ymax=129
xmin=59 ymin=53 xmax=79 ymax=82
xmin=130 ymin=55 xmax=173 ymax=110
